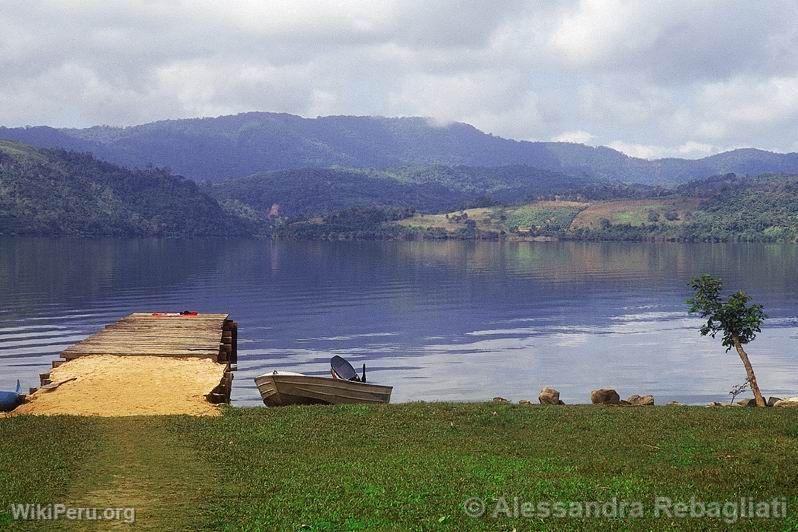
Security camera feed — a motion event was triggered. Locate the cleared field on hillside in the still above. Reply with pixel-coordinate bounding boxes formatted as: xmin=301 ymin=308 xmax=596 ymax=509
xmin=395 ymin=201 xmax=588 ymax=233
xmin=502 ymin=201 xmax=587 ymax=231
xmin=395 ymin=207 xmax=500 ymax=232
xmin=395 ymin=198 xmax=702 ymax=236
xmin=570 ymin=198 xmax=701 ymax=230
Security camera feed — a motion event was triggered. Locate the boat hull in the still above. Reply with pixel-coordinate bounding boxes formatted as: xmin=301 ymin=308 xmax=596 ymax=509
xmin=0 ymin=392 xmax=22 ymax=412
xmin=254 ymin=374 xmax=392 ymax=407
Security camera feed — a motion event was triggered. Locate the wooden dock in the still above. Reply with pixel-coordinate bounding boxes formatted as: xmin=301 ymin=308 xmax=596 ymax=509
xmin=38 ymin=312 xmax=237 ymax=404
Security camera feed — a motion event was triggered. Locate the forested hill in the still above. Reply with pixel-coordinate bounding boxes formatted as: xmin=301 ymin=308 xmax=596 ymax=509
xmin=0 ymin=141 xmax=245 ymax=237
xmin=2 ymin=112 xmax=798 ymax=184
xmin=206 ymin=165 xmax=654 ymax=220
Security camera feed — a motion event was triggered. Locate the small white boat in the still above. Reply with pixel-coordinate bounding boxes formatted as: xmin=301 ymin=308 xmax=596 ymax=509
xmin=254 ymin=357 xmax=393 ymax=406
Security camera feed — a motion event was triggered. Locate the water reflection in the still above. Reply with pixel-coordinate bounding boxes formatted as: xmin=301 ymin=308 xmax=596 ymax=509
xmin=1 ymin=238 xmax=796 ymax=405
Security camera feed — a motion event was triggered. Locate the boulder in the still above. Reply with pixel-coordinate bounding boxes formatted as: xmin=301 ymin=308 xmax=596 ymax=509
xmin=627 ymin=394 xmax=655 ymax=406
xmin=737 ymin=398 xmax=757 ymax=407
xmin=773 ymin=397 xmax=798 ymax=408
xmin=767 ymin=397 xmax=783 ymax=407
xmin=492 ymin=396 xmax=510 ymax=404
xmin=518 ymin=399 xmax=533 ymax=406
xmin=591 ymin=388 xmax=620 ymax=405
xmin=538 ymin=387 xmax=561 ymax=405
xmin=666 ymin=401 xmax=685 ymax=406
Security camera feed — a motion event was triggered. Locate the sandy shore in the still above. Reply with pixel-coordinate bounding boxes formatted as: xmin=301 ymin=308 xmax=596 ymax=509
xmin=15 ymin=355 xmax=226 ymax=416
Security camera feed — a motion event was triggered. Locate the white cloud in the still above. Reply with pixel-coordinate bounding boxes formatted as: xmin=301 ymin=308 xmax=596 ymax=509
xmin=673 ymin=141 xmax=722 ymax=159
xmin=700 ymin=76 xmax=798 ymax=126
xmin=0 ymin=0 xmax=797 ymax=157
xmin=552 ymin=130 xmax=595 ymax=144
xmin=606 ymin=141 xmax=667 ymax=160
xmin=607 ymin=140 xmax=725 ymax=160
xmin=387 ymin=70 xmax=546 ymax=139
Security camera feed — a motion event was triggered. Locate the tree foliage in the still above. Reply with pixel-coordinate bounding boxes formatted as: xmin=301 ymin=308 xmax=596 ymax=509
xmin=0 ymin=141 xmax=245 ymax=237
xmin=687 ymin=274 xmax=766 ymax=350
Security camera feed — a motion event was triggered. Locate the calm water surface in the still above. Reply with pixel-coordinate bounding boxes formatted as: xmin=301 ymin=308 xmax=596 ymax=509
xmin=1 ymin=238 xmax=796 ymax=405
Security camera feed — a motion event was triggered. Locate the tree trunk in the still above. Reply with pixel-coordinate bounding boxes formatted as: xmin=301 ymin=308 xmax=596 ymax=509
xmin=733 ymin=336 xmax=766 ymax=407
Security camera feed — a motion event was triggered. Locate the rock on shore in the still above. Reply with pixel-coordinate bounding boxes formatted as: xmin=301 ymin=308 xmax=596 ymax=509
xmin=591 ymin=389 xmax=620 ymax=405
xmin=626 ymin=394 xmax=655 ymax=406
xmin=539 ymin=387 xmax=564 ymax=405
xmin=773 ymin=397 xmax=798 ymax=408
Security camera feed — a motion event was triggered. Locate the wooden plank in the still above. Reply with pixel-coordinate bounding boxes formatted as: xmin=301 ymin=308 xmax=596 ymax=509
xmin=114 ymin=316 xmax=226 ymax=321
xmin=77 ymin=331 xmax=222 ymax=338
xmin=116 ymin=315 xmax=224 ymax=320
xmin=73 ymin=338 xmax=221 ymax=346
xmin=72 ymin=338 xmax=223 ymax=347
xmin=81 ymin=335 xmax=221 ymax=341
xmin=64 ymin=344 xmax=221 ymax=351
xmin=64 ymin=343 xmax=220 ymax=350
xmin=70 ymin=334 xmax=221 ymax=341
xmin=128 ymin=312 xmax=228 ymax=317
xmin=61 ymin=350 xmax=220 ymax=356
xmin=71 ymin=332 xmax=220 ymax=340
xmin=107 ymin=325 xmax=224 ymax=331
xmin=97 ymin=327 xmax=223 ymax=334
xmin=102 ymin=324 xmax=222 ymax=329
xmin=62 ymin=352 xmax=219 ymax=360
xmin=63 ymin=349 xmax=222 ymax=356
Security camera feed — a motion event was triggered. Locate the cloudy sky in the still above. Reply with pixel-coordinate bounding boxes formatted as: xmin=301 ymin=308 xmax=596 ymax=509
xmin=1 ymin=0 xmax=797 ymax=159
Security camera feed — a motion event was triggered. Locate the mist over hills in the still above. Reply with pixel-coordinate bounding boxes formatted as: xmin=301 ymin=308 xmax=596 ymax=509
xmin=2 ymin=112 xmax=798 ymax=184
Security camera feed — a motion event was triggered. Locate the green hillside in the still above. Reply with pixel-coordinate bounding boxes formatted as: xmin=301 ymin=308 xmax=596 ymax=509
xmin=207 ymin=165 xmax=653 ymax=222
xmin=289 ymin=175 xmax=798 ymax=243
xmin=0 ymin=141 xmax=244 ymax=237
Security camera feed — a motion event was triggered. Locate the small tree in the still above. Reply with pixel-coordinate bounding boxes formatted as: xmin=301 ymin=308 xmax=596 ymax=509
xmin=688 ymin=275 xmax=767 ymax=406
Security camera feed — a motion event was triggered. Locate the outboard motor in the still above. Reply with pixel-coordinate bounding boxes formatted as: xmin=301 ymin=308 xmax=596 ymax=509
xmin=331 ymin=356 xmax=364 ymax=382
xmin=0 ymin=380 xmax=23 ymax=412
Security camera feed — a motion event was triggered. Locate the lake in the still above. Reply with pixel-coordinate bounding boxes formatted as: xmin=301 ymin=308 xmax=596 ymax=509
xmin=1 ymin=238 xmax=796 ymax=406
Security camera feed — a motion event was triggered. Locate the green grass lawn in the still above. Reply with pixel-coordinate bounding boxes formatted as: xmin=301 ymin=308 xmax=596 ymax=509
xmin=2 ymin=404 xmax=798 ymax=530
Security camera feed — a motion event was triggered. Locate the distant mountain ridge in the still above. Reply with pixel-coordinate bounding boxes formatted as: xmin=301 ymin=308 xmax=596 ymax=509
xmin=2 ymin=112 xmax=797 ymax=184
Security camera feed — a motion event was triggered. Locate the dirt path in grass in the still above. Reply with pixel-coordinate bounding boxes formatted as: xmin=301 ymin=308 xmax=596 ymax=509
xmin=61 ymin=418 xmax=215 ymax=530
